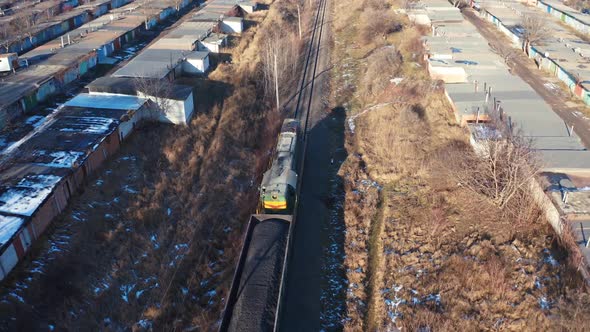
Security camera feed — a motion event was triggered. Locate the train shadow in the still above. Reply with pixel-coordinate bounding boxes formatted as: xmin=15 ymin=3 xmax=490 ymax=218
xmin=278 ymin=111 xmax=348 ymax=330
xmin=316 ymin=106 xmax=348 ymax=329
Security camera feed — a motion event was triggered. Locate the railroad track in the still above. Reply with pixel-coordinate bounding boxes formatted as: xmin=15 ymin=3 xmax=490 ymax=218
xmin=274 ymin=0 xmax=329 ymax=329
xmin=293 ymin=0 xmax=328 ymax=128
xmin=218 ymin=0 xmax=331 ymax=329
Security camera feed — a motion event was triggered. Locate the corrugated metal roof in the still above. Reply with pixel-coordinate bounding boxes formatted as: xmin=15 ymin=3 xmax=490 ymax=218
xmin=187 ymin=50 xmax=209 ymax=60
xmin=65 ymin=93 xmax=147 ymax=110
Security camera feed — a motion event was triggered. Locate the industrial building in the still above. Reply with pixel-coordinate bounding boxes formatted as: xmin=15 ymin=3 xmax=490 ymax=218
xmin=0 ymin=0 xmax=192 ymax=129
xmin=101 ymin=0 xmax=255 ymax=124
xmin=0 ymin=0 xmax=256 ymax=282
xmin=0 ymin=0 xmax=135 ymax=55
xmin=478 ymin=0 xmax=590 ymax=106
xmin=418 ymin=7 xmax=590 ymax=172
xmin=0 ymin=93 xmax=149 ymax=280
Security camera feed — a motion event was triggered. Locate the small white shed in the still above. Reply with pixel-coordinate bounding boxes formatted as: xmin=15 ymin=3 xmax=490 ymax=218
xmin=221 ymin=17 xmax=244 ymax=34
xmin=198 ymin=33 xmax=227 ymax=53
xmin=182 ymin=51 xmax=210 ymax=74
xmin=238 ymin=2 xmax=257 ymax=13
xmin=0 ymin=53 xmax=18 ymax=72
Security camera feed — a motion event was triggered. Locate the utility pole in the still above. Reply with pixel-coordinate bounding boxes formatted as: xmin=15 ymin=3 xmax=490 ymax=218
xmin=274 ymin=53 xmax=280 ymax=110
xmin=297 ymin=4 xmax=302 ymax=40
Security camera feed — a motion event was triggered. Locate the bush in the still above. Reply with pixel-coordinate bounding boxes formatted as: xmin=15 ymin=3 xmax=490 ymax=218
xmin=358 ymin=9 xmax=402 ymax=46
xmin=359 ymin=46 xmax=402 ymax=100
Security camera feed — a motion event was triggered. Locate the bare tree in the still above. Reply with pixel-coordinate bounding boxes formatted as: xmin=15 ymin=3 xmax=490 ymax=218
xmin=133 ymin=75 xmax=175 ymax=118
xmin=489 ymin=42 xmax=518 ymax=66
xmin=172 ymin=0 xmax=183 ymax=12
xmin=0 ymin=23 xmax=15 ymax=53
xmin=359 ymin=8 xmax=401 ymax=45
xmin=360 ymin=46 xmax=402 ymax=100
xmin=403 ymin=0 xmax=419 ymax=10
xmin=138 ymin=0 xmax=153 ymax=30
xmin=449 ymin=116 xmax=542 ymax=209
xmin=46 ymin=7 xmax=55 ymax=21
xmin=11 ymin=13 xmax=37 ymax=50
xmin=260 ymin=29 xmax=300 ymax=109
xmin=521 ymin=14 xmax=549 ymax=53
xmin=452 ymin=0 xmax=470 ymax=8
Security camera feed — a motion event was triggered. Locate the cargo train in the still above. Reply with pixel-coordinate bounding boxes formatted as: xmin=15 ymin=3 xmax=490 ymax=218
xmin=219 ymin=119 xmax=301 ymax=332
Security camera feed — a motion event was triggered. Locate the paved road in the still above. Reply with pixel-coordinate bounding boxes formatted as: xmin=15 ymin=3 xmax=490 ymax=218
xmin=463 ymin=9 xmax=590 ymax=149
xmin=277 ymin=0 xmax=334 ymax=329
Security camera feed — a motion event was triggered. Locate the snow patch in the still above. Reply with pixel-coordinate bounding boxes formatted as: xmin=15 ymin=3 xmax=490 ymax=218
xmin=0 ymin=174 xmax=62 ymax=216
xmin=94 ymin=279 xmax=111 ymax=295
xmin=136 ymin=289 xmax=145 ymax=299
xmin=539 ymin=296 xmax=551 ymax=310
xmin=58 ymin=117 xmax=114 ymax=134
xmin=123 ymin=185 xmax=139 ymax=194
xmin=25 ymin=115 xmax=47 ymax=128
xmin=37 ymin=151 xmax=85 ymax=168
xmin=120 ymin=284 xmax=136 ymax=303
xmin=9 ymin=292 xmax=24 ymax=303
xmin=543 ymin=249 xmax=559 ymax=267
xmin=150 ymin=235 xmax=160 ymax=249
xmin=0 ymin=215 xmax=25 ymax=246
xmin=137 ymin=319 xmax=152 ymax=329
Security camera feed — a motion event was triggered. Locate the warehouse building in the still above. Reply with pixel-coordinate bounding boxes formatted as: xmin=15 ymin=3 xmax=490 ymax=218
xmin=479 ymin=1 xmax=590 ymax=106
xmin=198 ymin=33 xmax=227 ymax=53
xmin=0 ymin=93 xmax=149 ymax=281
xmin=413 ymin=0 xmax=590 ymax=281
xmin=0 ymin=0 xmax=257 ymax=282
xmin=0 ymin=0 xmax=135 ymax=55
xmin=0 ymin=0 xmax=191 ymax=129
xmin=416 ymin=2 xmax=590 ymax=172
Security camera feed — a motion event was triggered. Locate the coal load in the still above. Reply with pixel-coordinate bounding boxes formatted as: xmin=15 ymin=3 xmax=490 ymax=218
xmin=227 ymin=219 xmax=289 ymax=332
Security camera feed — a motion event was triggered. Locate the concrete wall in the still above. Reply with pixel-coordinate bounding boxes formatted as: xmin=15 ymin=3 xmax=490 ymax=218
xmin=238 ymin=3 xmax=257 ymax=13
xmin=0 ymin=244 xmax=18 ymax=280
xmin=118 ymin=108 xmax=146 ymax=141
xmin=537 ymin=0 xmax=590 ymax=34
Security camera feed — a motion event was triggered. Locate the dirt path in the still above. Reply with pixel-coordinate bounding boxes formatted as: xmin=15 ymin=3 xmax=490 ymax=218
xmin=277 ymin=0 xmax=336 ymax=329
xmin=463 ymin=9 xmax=590 ymax=149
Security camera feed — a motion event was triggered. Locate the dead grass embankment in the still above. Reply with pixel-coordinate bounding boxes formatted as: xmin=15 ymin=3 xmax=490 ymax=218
xmin=0 ymin=0 xmax=306 ymax=330
xmin=331 ymin=0 xmax=590 ymax=330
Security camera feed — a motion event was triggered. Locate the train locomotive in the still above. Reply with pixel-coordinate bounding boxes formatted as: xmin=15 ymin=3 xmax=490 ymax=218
xmin=259 ymin=119 xmax=300 ymax=214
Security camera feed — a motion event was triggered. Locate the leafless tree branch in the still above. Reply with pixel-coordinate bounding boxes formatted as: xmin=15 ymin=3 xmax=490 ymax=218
xmin=448 ymin=114 xmax=542 ymax=210
xmin=133 ymin=75 xmax=175 ymax=117
xmin=259 ymin=29 xmax=300 ymax=104
xmin=521 ymin=13 xmax=549 ymax=48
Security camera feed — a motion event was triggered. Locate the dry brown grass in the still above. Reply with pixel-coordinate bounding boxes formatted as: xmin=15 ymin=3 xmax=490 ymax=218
xmin=330 ymin=0 xmax=590 ymax=329
xmin=358 ymin=47 xmax=402 ymax=103
xmin=358 ymin=8 xmax=401 ymax=46
xmin=0 ymin=0 xmax=304 ymax=330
